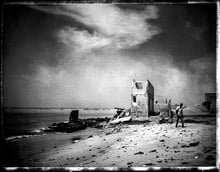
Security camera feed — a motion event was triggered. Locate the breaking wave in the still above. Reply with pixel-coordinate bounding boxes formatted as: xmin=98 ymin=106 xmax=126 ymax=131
xmin=5 ymin=128 xmax=46 ymax=142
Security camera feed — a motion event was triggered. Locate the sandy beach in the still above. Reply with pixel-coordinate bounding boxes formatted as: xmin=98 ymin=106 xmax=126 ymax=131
xmin=3 ymin=115 xmax=216 ymax=168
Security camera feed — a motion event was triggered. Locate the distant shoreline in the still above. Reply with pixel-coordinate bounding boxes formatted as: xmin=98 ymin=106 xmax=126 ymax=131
xmin=3 ymin=107 xmax=114 ymax=110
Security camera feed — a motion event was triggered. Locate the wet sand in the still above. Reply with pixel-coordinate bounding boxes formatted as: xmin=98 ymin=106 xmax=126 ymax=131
xmin=3 ymin=115 xmax=216 ymax=167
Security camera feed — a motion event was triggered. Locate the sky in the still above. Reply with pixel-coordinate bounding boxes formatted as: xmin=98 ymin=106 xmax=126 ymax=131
xmin=3 ymin=3 xmax=216 ymax=108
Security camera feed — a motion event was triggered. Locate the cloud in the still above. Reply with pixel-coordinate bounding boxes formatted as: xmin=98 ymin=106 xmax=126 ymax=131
xmin=185 ymin=21 xmax=207 ymax=40
xmin=57 ymin=27 xmax=111 ymax=52
xmin=189 ymin=56 xmax=215 ymax=75
xmin=32 ymin=4 xmax=160 ymax=50
xmin=188 ymin=56 xmax=216 ymax=94
xmin=21 ymin=50 xmax=202 ymax=108
xmin=5 ymin=5 xmax=215 ymax=107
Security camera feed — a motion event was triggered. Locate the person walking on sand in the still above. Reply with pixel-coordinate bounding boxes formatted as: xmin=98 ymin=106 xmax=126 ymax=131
xmin=176 ymin=103 xmax=184 ymax=128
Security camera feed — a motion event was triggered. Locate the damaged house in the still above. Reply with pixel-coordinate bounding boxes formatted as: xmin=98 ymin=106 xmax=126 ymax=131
xmin=131 ymin=79 xmax=154 ymax=120
xmin=204 ymin=93 xmax=216 ymax=112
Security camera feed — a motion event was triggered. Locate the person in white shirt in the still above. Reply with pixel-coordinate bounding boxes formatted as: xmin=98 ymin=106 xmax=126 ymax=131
xmin=175 ymin=103 xmax=185 ymax=128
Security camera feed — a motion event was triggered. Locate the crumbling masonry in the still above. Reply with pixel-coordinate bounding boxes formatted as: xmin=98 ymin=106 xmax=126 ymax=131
xmin=131 ymin=79 xmax=154 ymax=120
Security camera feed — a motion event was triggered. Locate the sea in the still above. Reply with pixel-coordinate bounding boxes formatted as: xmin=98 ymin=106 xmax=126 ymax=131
xmin=3 ymin=108 xmax=116 ymax=141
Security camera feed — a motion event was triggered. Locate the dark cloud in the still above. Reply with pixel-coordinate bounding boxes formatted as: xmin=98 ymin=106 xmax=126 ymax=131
xmin=3 ymin=5 xmax=96 ymax=77
xmin=3 ymin=4 xmax=217 ymax=107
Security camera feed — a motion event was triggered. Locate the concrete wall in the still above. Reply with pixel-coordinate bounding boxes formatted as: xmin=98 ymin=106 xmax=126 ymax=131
xmin=131 ymin=79 xmax=154 ymax=120
xmin=147 ymin=80 xmax=154 ymax=114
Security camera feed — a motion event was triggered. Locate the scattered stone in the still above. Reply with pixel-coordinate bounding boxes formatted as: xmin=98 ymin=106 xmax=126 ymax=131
xmin=98 ymin=150 xmax=105 ymax=153
xmin=88 ymin=135 xmax=93 ymax=138
xmin=117 ymin=138 xmax=122 ymax=142
xmin=182 ymin=162 xmax=188 ymax=165
xmin=76 ymin=157 xmax=80 ymax=160
xmin=157 ymin=160 xmax=162 ymax=163
xmin=127 ymin=162 xmax=133 ymax=167
xmin=181 ymin=145 xmax=190 ymax=148
xmin=189 ymin=141 xmax=200 ymax=147
xmin=134 ymin=151 xmax=144 ymax=155
xmin=149 ymin=149 xmax=157 ymax=153
xmin=159 ymin=139 xmax=165 ymax=142
xmin=92 ymin=155 xmax=96 ymax=157
xmin=144 ymin=163 xmax=154 ymax=166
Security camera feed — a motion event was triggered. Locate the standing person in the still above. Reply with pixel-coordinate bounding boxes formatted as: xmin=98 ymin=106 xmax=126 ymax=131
xmin=176 ymin=103 xmax=185 ymax=128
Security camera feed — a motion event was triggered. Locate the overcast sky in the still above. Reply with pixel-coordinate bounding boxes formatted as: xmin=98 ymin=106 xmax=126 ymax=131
xmin=3 ymin=4 xmax=216 ymax=108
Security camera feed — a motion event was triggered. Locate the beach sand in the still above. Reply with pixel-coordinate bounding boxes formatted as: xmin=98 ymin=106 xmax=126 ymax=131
xmin=3 ymin=115 xmax=216 ymax=168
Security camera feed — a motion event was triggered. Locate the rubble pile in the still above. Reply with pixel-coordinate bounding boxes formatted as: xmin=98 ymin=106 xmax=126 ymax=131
xmin=44 ymin=110 xmax=110 ymax=133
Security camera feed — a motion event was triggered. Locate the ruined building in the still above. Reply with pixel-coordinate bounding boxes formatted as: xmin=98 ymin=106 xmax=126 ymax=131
xmin=155 ymin=95 xmax=167 ymax=104
xmin=205 ymin=93 xmax=216 ymax=112
xmin=131 ymin=79 xmax=154 ymax=120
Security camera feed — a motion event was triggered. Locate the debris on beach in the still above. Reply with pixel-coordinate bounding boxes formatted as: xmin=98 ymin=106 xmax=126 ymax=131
xmin=44 ymin=110 xmax=110 ymax=133
xmin=189 ymin=141 xmax=200 ymax=146
xmin=181 ymin=141 xmax=200 ymax=148
xmin=134 ymin=151 xmax=144 ymax=155
xmin=108 ymin=108 xmax=131 ymax=125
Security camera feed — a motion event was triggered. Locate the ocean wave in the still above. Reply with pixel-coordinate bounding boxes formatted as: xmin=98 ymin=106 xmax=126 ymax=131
xmin=5 ymin=133 xmax=46 ymax=142
xmin=5 ymin=128 xmax=47 ymax=142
